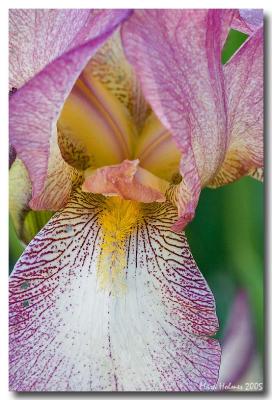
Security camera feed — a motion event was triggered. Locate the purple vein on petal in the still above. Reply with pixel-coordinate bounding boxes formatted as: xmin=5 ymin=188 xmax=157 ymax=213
xmin=9 ymin=10 xmax=132 ymax=203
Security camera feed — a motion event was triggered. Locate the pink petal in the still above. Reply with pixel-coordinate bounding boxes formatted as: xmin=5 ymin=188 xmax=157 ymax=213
xmin=9 ymin=10 xmax=131 ymax=204
xmin=217 ymin=291 xmax=254 ymax=389
xmin=9 ymin=10 xmax=131 ymax=90
xmin=122 ymin=10 xmax=228 ymax=230
xmin=238 ymin=9 xmax=263 ymax=33
xmin=209 ymin=27 xmax=263 ymax=187
xmin=10 ymin=190 xmax=220 ymax=391
xmin=82 ymin=159 xmax=169 ymax=203
xmin=9 ymin=144 xmax=16 ymax=168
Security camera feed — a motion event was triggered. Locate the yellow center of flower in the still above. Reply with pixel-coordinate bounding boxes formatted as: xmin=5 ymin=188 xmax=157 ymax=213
xmin=97 ymin=196 xmax=142 ymax=294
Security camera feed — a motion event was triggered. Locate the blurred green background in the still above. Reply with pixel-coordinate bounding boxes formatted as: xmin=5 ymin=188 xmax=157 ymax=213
xmin=9 ymin=29 xmax=264 ymax=382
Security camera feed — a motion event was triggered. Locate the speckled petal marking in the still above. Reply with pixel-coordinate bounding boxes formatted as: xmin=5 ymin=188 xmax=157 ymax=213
xmin=10 ymin=190 xmax=220 ymax=391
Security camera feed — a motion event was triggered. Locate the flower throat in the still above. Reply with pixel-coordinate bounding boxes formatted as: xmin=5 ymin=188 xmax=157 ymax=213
xmin=97 ymin=197 xmax=142 ymax=294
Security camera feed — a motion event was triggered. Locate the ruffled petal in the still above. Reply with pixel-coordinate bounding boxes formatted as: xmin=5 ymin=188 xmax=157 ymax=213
xmin=217 ymin=291 xmax=254 ymax=389
xmin=9 ymin=10 xmax=131 ymax=204
xmin=82 ymin=159 xmax=169 ymax=203
xmin=9 ymin=10 xmax=132 ymax=90
xmin=209 ymin=27 xmax=263 ymax=188
xmin=122 ymin=10 xmax=228 ymax=230
xmin=10 ymin=190 xmax=220 ymax=391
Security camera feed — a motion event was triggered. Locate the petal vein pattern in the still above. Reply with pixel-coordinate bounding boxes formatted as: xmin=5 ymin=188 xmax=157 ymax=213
xmin=10 ymin=190 xmax=220 ymax=391
xmin=122 ymin=10 xmax=227 ymax=230
xmin=209 ymin=27 xmax=263 ymax=187
xmin=9 ymin=10 xmax=131 ymax=201
xmin=9 ymin=9 xmax=132 ymax=90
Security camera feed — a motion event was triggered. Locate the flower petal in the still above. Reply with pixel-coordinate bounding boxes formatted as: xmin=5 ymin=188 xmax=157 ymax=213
xmin=217 ymin=291 xmax=254 ymax=389
xmin=9 ymin=10 xmax=131 ymax=90
xmin=10 ymin=190 xmax=220 ymax=391
xmin=135 ymin=112 xmax=181 ymax=182
xmin=238 ymin=9 xmax=263 ymax=33
xmin=122 ymin=10 xmax=227 ymax=230
xmin=248 ymin=167 xmax=263 ymax=182
xmin=228 ymin=9 xmax=263 ymax=36
xmin=9 ymin=10 xmax=131 ymax=203
xmin=29 ymin=128 xmax=81 ymax=211
xmin=209 ymin=27 xmax=263 ymax=188
xmin=87 ymin=29 xmax=150 ymax=131
xmin=82 ymin=159 xmax=169 ymax=203
xmin=9 ymin=144 xmax=16 ymax=168
xmin=57 ymin=66 xmax=137 ymax=169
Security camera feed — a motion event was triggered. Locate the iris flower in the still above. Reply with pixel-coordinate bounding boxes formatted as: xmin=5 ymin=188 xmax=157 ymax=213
xmin=9 ymin=9 xmax=263 ymax=391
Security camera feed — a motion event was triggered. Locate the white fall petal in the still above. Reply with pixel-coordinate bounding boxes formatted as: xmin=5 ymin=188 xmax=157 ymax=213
xmin=9 ymin=190 xmax=220 ymax=391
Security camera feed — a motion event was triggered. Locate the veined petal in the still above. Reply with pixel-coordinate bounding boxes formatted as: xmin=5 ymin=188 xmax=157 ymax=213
xmin=9 ymin=10 xmax=131 ymax=203
xmin=248 ymin=167 xmax=263 ymax=182
xmin=10 ymin=190 xmax=220 ymax=391
xmin=9 ymin=10 xmax=131 ymax=90
xmin=87 ymin=30 xmax=150 ymax=131
xmin=57 ymin=68 xmax=136 ymax=169
xmin=29 ymin=129 xmax=81 ymax=211
xmin=217 ymin=291 xmax=254 ymax=389
xmin=122 ymin=10 xmax=227 ymax=230
xmin=236 ymin=9 xmax=263 ymax=34
xmin=209 ymin=27 xmax=263 ymax=188
xmin=82 ymin=159 xmax=169 ymax=203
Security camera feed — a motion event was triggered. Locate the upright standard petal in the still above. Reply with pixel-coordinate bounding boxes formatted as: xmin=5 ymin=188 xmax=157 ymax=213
xmin=9 ymin=10 xmax=131 ymax=203
xmin=9 ymin=9 xmax=132 ymax=90
xmin=10 ymin=190 xmax=220 ymax=391
xmin=209 ymin=27 xmax=263 ymax=187
xmin=122 ymin=10 xmax=227 ymax=230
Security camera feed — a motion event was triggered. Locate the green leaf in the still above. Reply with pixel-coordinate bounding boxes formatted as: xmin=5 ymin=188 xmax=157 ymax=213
xmin=221 ymin=29 xmax=248 ymax=64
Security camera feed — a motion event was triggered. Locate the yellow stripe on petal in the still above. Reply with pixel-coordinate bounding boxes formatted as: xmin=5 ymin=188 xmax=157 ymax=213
xmin=58 ymin=72 xmax=137 ymax=169
xmin=97 ymin=197 xmax=142 ymax=294
xmin=135 ymin=113 xmax=181 ymax=182
xmin=87 ymin=30 xmax=150 ymax=131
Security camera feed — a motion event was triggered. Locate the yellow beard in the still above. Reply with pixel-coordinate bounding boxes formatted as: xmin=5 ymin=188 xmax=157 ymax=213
xmin=97 ymin=196 xmax=142 ymax=294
